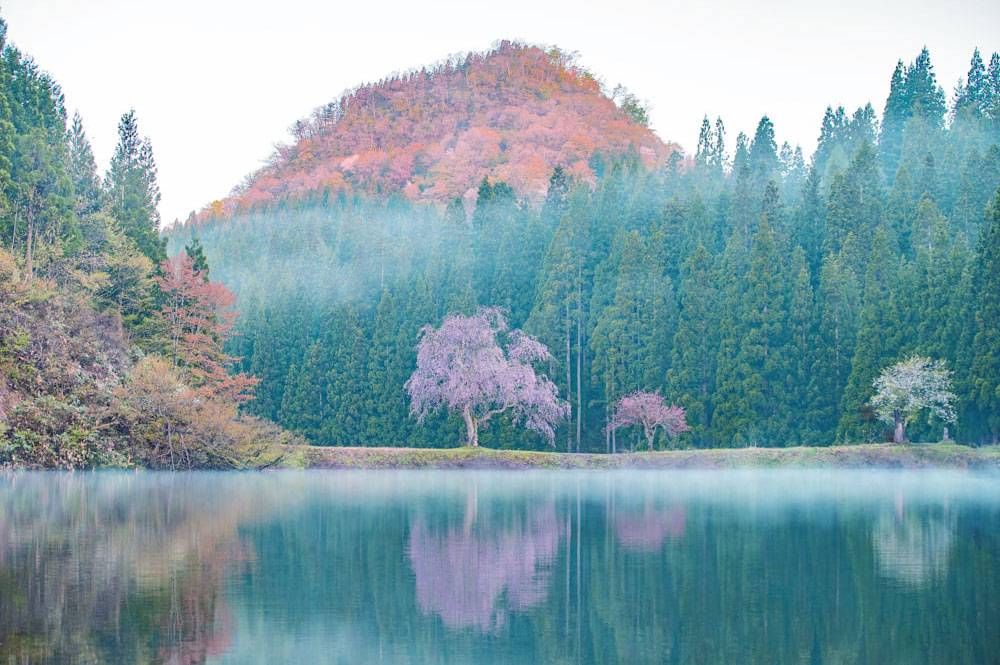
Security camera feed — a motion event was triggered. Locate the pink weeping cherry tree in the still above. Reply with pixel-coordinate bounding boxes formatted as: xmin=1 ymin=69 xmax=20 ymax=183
xmin=607 ymin=390 xmax=690 ymax=452
xmin=405 ymin=307 xmax=569 ymax=447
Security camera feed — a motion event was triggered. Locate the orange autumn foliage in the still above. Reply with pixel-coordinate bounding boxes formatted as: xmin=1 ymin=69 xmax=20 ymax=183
xmin=189 ymin=41 xmax=680 ymax=223
xmin=155 ymin=255 xmax=259 ymax=404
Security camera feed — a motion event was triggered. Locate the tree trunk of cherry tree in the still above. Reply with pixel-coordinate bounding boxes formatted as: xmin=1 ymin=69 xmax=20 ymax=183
xmin=463 ymin=406 xmax=478 ymax=447
xmin=893 ymin=415 xmax=905 ymax=444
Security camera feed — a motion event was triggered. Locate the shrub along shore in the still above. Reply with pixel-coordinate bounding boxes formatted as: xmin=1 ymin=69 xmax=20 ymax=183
xmin=287 ymin=443 xmax=1000 ymax=470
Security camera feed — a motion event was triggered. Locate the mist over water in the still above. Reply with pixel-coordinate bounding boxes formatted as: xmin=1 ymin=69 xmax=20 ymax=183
xmin=1 ymin=470 xmax=997 ymax=663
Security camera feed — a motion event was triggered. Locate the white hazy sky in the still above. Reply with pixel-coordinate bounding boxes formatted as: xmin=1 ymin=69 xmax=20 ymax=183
xmin=3 ymin=0 xmax=998 ymax=225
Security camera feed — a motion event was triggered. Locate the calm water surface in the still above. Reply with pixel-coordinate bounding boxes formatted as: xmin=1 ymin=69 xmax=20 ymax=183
xmin=0 ymin=470 xmax=997 ymax=664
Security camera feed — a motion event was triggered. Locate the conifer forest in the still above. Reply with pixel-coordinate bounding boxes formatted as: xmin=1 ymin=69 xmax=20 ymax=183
xmin=170 ymin=45 xmax=1000 ymax=453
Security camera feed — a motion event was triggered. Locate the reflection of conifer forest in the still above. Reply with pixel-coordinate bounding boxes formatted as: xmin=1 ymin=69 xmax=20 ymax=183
xmin=2 ymin=472 xmax=997 ymax=664
xmin=170 ymin=46 xmax=1000 ymax=450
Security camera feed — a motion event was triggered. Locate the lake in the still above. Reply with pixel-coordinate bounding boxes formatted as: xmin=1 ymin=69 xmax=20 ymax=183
xmin=0 ymin=470 xmax=997 ymax=664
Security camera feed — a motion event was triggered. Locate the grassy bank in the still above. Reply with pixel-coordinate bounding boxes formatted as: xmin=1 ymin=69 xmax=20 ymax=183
xmin=285 ymin=443 xmax=1000 ymax=470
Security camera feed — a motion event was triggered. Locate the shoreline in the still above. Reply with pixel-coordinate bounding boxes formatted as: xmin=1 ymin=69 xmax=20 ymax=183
xmin=286 ymin=443 xmax=1000 ymax=470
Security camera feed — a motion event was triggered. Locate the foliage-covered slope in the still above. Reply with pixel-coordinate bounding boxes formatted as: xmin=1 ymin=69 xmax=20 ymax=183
xmin=191 ymin=41 xmax=679 ymax=221
xmin=0 ymin=15 xmax=287 ymax=469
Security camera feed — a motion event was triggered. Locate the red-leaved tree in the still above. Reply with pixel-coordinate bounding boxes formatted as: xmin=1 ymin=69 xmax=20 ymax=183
xmin=607 ymin=391 xmax=689 ymax=452
xmin=405 ymin=307 xmax=569 ymax=447
xmin=155 ymin=255 xmax=259 ymax=404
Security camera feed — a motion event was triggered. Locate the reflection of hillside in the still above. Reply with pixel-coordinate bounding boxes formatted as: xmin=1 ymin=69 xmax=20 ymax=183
xmin=407 ymin=499 xmax=562 ymax=632
xmin=872 ymin=508 xmax=955 ymax=586
xmin=614 ymin=505 xmax=686 ymax=552
xmin=0 ymin=473 xmax=292 ymax=664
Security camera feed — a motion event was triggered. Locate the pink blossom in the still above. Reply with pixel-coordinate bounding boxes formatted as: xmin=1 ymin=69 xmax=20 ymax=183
xmin=405 ymin=307 xmax=569 ymax=447
xmin=607 ymin=390 xmax=690 ymax=452
xmin=407 ymin=504 xmax=562 ymax=632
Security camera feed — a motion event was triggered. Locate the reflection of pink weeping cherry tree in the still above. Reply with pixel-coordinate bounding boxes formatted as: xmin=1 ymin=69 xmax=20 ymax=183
xmin=407 ymin=503 xmax=562 ymax=632
xmin=405 ymin=307 xmax=570 ymax=447
xmin=614 ymin=505 xmax=686 ymax=552
xmin=606 ymin=390 xmax=690 ymax=452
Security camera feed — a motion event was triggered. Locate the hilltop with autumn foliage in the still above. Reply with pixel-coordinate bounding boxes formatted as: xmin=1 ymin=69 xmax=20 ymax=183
xmin=192 ymin=41 xmax=679 ymax=221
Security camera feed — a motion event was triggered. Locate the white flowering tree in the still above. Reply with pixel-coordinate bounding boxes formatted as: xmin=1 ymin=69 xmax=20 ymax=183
xmin=870 ymin=356 xmax=956 ymax=444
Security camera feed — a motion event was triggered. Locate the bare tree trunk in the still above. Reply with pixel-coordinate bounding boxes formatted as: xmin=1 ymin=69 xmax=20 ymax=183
xmin=576 ymin=272 xmax=582 ymax=452
xmin=25 ymin=212 xmax=34 ymax=283
xmin=167 ymin=419 xmax=174 ymax=469
xmin=605 ymin=403 xmax=610 ymax=454
xmin=565 ymin=300 xmax=571 ymax=453
xmin=8 ymin=203 xmax=16 ymax=253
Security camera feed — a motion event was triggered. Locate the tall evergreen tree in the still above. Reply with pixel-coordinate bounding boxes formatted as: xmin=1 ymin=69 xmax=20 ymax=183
xmin=881 ymin=60 xmax=909 ymax=178
xmin=281 ymin=341 xmax=329 ymax=439
xmin=837 ymin=229 xmax=898 ymax=442
xmin=749 ymin=115 xmax=779 ymax=190
xmin=712 ymin=219 xmax=790 ymax=446
xmin=784 ymin=249 xmax=813 ymax=444
xmin=590 ymin=231 xmax=676 ymax=437
xmin=541 ymin=165 xmax=569 ymax=230
xmin=711 ymin=117 xmax=727 ymax=173
xmin=322 ymin=304 xmax=375 ymax=446
xmin=907 ymin=47 xmax=948 ymax=128
xmin=184 ymin=234 xmax=209 ymax=278
xmin=805 ymin=251 xmax=860 ymax=444
xmin=667 ymin=244 xmax=719 ymax=446
xmin=0 ymin=19 xmax=13 ymax=211
xmin=526 ymin=200 xmax=589 ymax=451
xmin=986 ymin=53 xmax=1000 ymax=128
xmin=970 ymin=188 xmax=1000 ymax=444
xmin=66 ymin=110 xmax=101 ymax=214
xmin=953 ymin=48 xmax=988 ymax=120
xmin=106 ymin=109 xmax=165 ymax=265
xmin=695 ymin=116 xmax=713 ymax=168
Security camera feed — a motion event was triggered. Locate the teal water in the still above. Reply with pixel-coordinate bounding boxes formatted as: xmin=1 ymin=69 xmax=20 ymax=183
xmin=0 ymin=470 xmax=997 ymax=664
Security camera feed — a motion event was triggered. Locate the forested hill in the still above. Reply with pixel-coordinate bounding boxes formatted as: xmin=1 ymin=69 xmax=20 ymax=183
xmin=184 ymin=41 xmax=678 ymax=222
xmin=168 ymin=46 xmax=1000 ymax=452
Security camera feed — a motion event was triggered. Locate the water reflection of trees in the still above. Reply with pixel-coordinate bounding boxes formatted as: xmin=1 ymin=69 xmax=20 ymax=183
xmin=0 ymin=473 xmax=285 ymax=664
xmin=407 ymin=496 xmax=562 ymax=632
xmin=613 ymin=504 xmax=686 ymax=551
xmin=1 ymin=472 xmax=997 ymax=665
xmin=872 ymin=502 xmax=955 ymax=586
